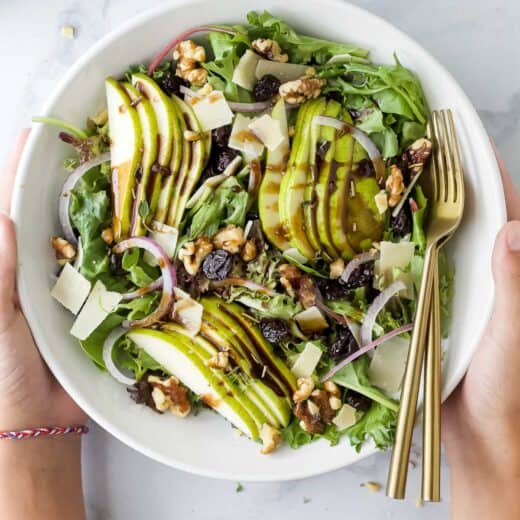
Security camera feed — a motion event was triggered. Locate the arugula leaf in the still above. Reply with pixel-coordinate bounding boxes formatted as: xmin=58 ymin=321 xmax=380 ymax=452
xmin=230 ymin=292 xmax=302 ymax=321
xmin=246 ymin=11 xmax=369 ymax=65
xmin=113 ymin=335 xmax=162 ymax=381
xmin=411 ymin=185 xmax=428 ymax=254
xmin=121 ymin=248 xmax=159 ymax=288
xmin=346 ymin=402 xmax=397 ymax=452
xmin=331 ymin=356 xmax=398 ymax=412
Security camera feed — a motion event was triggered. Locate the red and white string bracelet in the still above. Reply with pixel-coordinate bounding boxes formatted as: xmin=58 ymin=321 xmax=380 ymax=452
xmin=0 ymin=425 xmax=89 ymax=440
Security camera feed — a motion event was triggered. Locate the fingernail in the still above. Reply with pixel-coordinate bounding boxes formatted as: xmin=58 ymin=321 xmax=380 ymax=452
xmin=506 ymin=222 xmax=520 ymax=251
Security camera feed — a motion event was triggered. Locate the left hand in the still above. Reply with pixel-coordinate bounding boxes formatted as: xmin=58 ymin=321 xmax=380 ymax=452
xmin=0 ymin=130 xmax=86 ymax=431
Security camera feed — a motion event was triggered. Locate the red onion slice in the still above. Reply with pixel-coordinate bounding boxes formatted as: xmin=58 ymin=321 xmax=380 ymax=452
xmin=312 ymin=116 xmax=386 ymax=181
xmin=340 ymin=251 xmax=380 ymax=285
xmin=102 ymin=327 xmax=136 ymax=385
xmin=148 ymin=26 xmax=237 ymax=75
xmin=121 ymin=276 xmax=163 ymax=301
xmin=112 ymin=237 xmax=176 ymax=328
xmin=360 ymin=280 xmax=407 ymax=346
xmin=59 ymin=152 xmax=111 ymax=246
xmin=320 ymin=323 xmax=413 ymax=382
xmin=210 ymin=277 xmax=277 ymax=296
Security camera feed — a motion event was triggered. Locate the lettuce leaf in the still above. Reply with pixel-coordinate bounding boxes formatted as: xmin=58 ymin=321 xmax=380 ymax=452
xmin=122 ymin=248 xmax=160 ymax=288
xmin=331 ymin=356 xmax=398 ymax=412
xmin=283 ymin=419 xmax=342 ymax=449
xmin=346 ymin=402 xmax=397 ymax=452
xmin=113 ymin=336 xmax=163 ymax=381
xmin=246 ymin=11 xmax=369 ymax=65
xmin=411 ymin=185 xmax=428 ymax=254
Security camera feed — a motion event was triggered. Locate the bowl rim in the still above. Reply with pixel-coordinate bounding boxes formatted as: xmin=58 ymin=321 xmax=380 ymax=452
xmin=11 ymin=0 xmax=506 ymax=481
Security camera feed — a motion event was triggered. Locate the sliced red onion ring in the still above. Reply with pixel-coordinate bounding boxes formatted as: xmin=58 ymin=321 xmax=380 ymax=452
xmin=340 ymin=251 xmax=380 ymax=285
xmin=211 ymin=277 xmax=276 ymax=296
xmin=59 ymin=152 xmax=111 ymax=246
xmin=112 ymin=237 xmax=176 ymax=328
xmin=102 ymin=327 xmax=136 ymax=385
xmin=121 ymin=276 xmax=163 ymax=301
xmin=312 ymin=116 xmax=386 ymax=181
xmin=315 ymin=297 xmax=348 ymax=325
xmin=148 ymin=26 xmax=237 ymax=75
xmin=320 ymin=322 xmax=413 ymax=382
xmin=360 ymin=280 xmax=407 ymax=346
xmin=228 ymin=100 xmax=273 ymax=113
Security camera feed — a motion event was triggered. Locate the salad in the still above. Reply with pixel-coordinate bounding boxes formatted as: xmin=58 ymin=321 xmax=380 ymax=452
xmin=44 ymin=11 xmax=453 ymax=455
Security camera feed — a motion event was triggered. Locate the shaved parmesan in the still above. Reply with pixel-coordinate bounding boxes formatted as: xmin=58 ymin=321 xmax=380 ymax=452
xmin=228 ymin=114 xmax=264 ymax=159
xmin=333 ymin=404 xmax=358 ymax=431
xmin=173 ymin=288 xmax=203 ymax=337
xmin=294 ymin=306 xmax=328 ymax=334
xmin=232 ymin=50 xmax=262 ymax=90
xmin=70 ymin=281 xmax=122 ymax=340
xmin=369 ymin=336 xmax=410 ymax=394
xmin=248 ymin=114 xmax=284 ymax=151
xmin=50 ymin=263 xmax=91 ymax=314
xmin=291 ymin=342 xmax=323 ymax=378
xmin=144 ymin=221 xmax=178 ymax=266
xmin=379 ymin=241 xmax=415 ymax=274
xmin=255 ymin=60 xmax=308 ymax=83
xmin=187 ymin=90 xmax=233 ymax=132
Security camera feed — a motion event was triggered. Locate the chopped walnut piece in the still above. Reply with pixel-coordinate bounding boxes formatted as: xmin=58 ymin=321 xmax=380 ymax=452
xmin=294 ymin=389 xmax=335 ymax=434
xmin=173 ymin=39 xmax=207 ymax=86
xmin=385 ymin=164 xmax=405 ymax=207
xmin=51 ymin=236 xmax=76 ymax=265
xmin=329 ymin=397 xmax=342 ymax=410
xmin=205 ymin=351 xmax=230 ymax=370
xmin=361 ymin=481 xmax=382 ymax=493
xmin=374 ymin=190 xmax=388 ymax=214
xmin=329 ymin=258 xmax=345 ymax=279
xmin=148 ymin=375 xmax=191 ymax=417
xmin=406 ymin=137 xmax=432 ymax=176
xmin=260 ymin=423 xmax=282 ymax=454
xmin=241 ymin=239 xmax=257 ymax=262
xmin=323 ymin=381 xmax=340 ymax=397
xmin=293 ymin=377 xmax=315 ymax=403
xmin=279 ymin=78 xmax=326 ymax=105
xmin=279 ymin=264 xmax=317 ymax=308
xmin=178 ymin=236 xmax=213 ymax=276
xmin=251 ymin=38 xmax=288 ymax=63
xmin=213 ymin=224 xmax=245 ymax=254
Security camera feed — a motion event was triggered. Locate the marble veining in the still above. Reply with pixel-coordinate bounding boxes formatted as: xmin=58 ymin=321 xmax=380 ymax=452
xmin=2 ymin=1 xmax=519 ymax=518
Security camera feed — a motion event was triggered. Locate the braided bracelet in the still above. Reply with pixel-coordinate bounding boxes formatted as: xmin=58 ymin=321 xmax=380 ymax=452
xmin=0 ymin=425 xmax=89 ymax=440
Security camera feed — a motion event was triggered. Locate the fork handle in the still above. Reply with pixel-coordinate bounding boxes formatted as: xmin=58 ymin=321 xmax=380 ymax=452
xmin=422 ymin=246 xmax=441 ymax=502
xmin=387 ymin=243 xmax=436 ymax=499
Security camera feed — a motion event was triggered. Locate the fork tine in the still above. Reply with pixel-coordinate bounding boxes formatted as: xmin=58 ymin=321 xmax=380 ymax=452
xmin=431 ymin=112 xmax=447 ymax=202
xmin=445 ymin=110 xmax=464 ymax=203
xmin=426 ymin=121 xmax=438 ymax=201
xmin=440 ymin=111 xmax=456 ymax=203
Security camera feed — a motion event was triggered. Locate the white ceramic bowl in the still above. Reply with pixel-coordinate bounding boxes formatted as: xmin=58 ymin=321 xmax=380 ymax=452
xmin=12 ymin=0 xmax=505 ymax=481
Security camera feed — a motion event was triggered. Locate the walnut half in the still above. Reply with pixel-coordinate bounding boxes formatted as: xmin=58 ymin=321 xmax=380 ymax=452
xmin=260 ymin=423 xmax=282 ymax=454
xmin=51 ymin=236 xmax=76 ymax=265
xmin=148 ymin=375 xmax=191 ymax=417
xmin=251 ymin=38 xmax=288 ymax=63
xmin=385 ymin=164 xmax=405 ymax=208
xmin=279 ymin=77 xmax=326 ymax=105
xmin=178 ymin=236 xmax=213 ymax=276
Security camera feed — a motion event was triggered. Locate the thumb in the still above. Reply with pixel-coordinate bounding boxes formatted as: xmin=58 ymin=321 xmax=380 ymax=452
xmin=489 ymin=221 xmax=520 ymax=342
xmin=0 ymin=212 xmax=17 ymax=332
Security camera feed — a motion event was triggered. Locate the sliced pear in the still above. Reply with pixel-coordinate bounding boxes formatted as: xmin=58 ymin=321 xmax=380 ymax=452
xmin=167 ymin=96 xmax=205 ymax=227
xmin=282 ymin=98 xmax=326 ymax=259
xmin=258 ymin=98 xmax=291 ymax=251
xmin=328 ymin=110 xmax=356 ymax=259
xmin=105 ymin=78 xmax=143 ymax=240
xmin=248 ymin=380 xmax=291 ymax=428
xmin=131 ymin=73 xmax=180 ymax=217
xmin=314 ymin=100 xmax=342 ymax=259
xmin=121 ymin=82 xmax=159 ymax=236
xmin=162 ymin=323 xmax=270 ymax=431
xmin=128 ymin=328 xmax=260 ymax=439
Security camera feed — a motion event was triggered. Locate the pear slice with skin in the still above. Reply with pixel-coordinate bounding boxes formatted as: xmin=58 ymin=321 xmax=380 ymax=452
xmin=131 ymin=74 xmax=181 ymax=217
xmin=329 ymin=110 xmax=357 ymax=259
xmin=315 ymin=100 xmax=342 ymax=259
xmin=121 ymin=82 xmax=159 ymax=236
xmin=128 ymin=328 xmax=260 ymax=440
xmin=282 ymin=99 xmax=325 ymax=259
xmin=258 ymin=98 xmax=291 ymax=251
xmin=167 ymin=95 xmax=205 ymax=228
xmin=105 ymin=78 xmax=143 ymax=241
xmin=162 ymin=323 xmax=271 ymax=431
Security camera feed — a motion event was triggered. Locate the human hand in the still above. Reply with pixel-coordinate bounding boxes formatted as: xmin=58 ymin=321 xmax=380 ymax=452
xmin=443 ymin=149 xmax=520 ymax=517
xmin=0 ymin=131 xmax=86 ymax=431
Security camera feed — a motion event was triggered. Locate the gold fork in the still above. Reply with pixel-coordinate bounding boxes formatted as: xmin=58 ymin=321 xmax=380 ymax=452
xmin=387 ymin=110 xmax=464 ymax=499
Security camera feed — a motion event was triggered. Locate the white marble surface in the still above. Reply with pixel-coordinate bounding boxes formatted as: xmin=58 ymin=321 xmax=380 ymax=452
xmin=2 ymin=1 xmax=519 ymax=518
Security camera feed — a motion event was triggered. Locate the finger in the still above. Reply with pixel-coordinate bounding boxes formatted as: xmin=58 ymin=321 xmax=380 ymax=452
xmin=0 ymin=129 xmax=30 ymax=215
xmin=492 ymin=142 xmax=520 ymax=221
xmin=489 ymin=221 xmax=520 ymax=342
xmin=0 ymin=213 xmax=17 ymax=332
